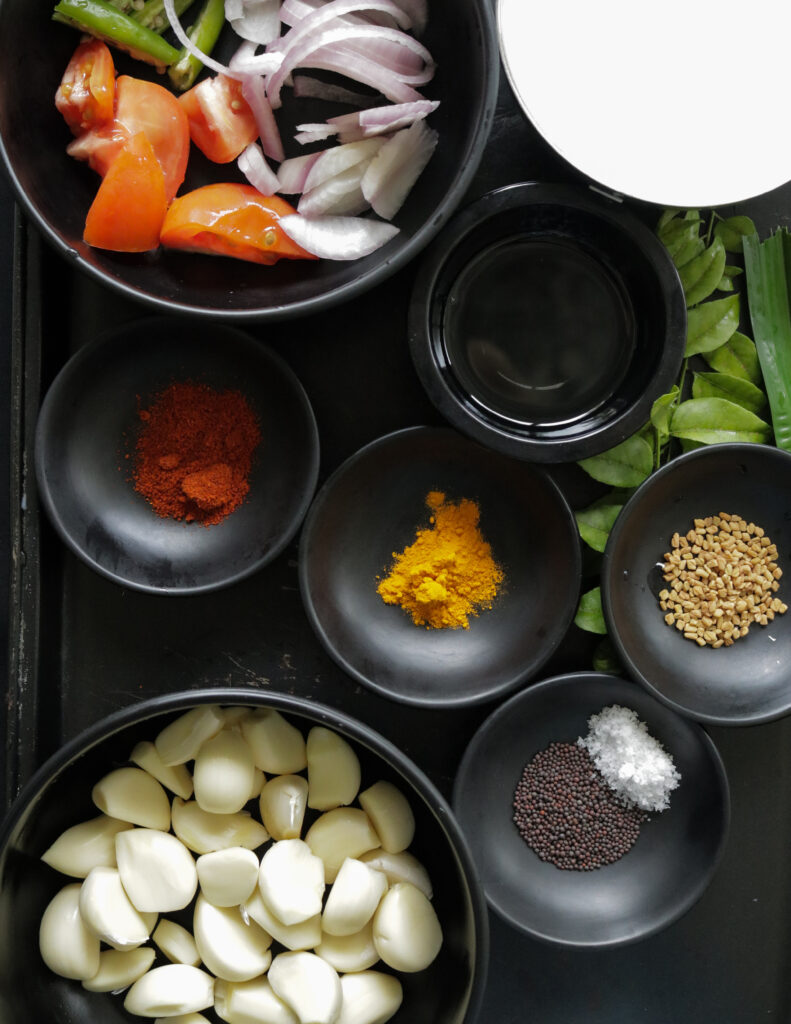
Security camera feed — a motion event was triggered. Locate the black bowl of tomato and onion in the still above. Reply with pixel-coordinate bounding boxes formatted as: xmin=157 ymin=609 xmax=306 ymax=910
xmin=0 ymin=0 xmax=499 ymax=319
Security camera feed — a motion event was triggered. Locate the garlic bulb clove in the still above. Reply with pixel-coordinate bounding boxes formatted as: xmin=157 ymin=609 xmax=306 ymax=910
xmin=130 ymin=741 xmax=194 ymax=801
xmin=268 ymin=951 xmax=342 ymax=1024
xmin=315 ymin=921 xmax=379 ymax=974
xmin=171 ymin=799 xmax=269 ymax=855
xmin=258 ymin=838 xmax=325 ymax=926
xmin=40 ymin=815 xmax=133 ymax=878
xmin=193 ymin=729 xmax=256 ymax=815
xmin=259 ymin=774 xmax=308 ymax=840
xmin=336 ymin=971 xmax=403 ymax=1024
xmin=304 ymin=808 xmax=380 ymax=883
xmin=372 ymin=882 xmax=442 ymax=972
xmin=79 ymin=866 xmax=154 ymax=949
xmin=240 ymin=710 xmax=307 ymax=774
xmin=306 ymin=728 xmax=361 ymax=811
xmin=154 ymin=1015 xmax=211 ymax=1024
xmin=92 ymin=768 xmax=171 ymax=831
xmin=357 ymin=782 xmax=415 ymax=854
xmin=358 ymin=850 xmax=432 ymax=899
xmin=123 ymin=964 xmax=214 ymax=1017
xmin=81 ymin=947 xmax=156 ymax=993
xmin=153 ymin=919 xmax=201 ymax=967
xmin=214 ymin=976 xmax=298 ymax=1024
xmin=39 ymin=883 xmax=101 ymax=980
xmin=116 ymin=828 xmax=198 ymax=913
xmin=321 ymin=859 xmax=387 ymax=937
xmin=193 ymin=894 xmax=272 ymax=982
xmin=249 ymin=768 xmax=266 ymax=801
xmin=243 ymin=888 xmax=322 ymax=951
xmin=196 ymin=846 xmax=259 ymax=907
xmin=154 ymin=706 xmax=226 ymax=767
xmin=221 ymin=706 xmax=252 ymax=728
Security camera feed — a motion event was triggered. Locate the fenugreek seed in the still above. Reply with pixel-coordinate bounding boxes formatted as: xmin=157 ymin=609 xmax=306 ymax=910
xmin=665 ymin=613 xmax=675 ymax=625
xmin=712 ymin=639 xmax=724 ymax=648
xmin=695 ymin=637 xmax=706 ymax=646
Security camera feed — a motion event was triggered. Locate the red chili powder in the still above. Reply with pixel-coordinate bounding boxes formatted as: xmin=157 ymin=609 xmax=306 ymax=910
xmin=133 ymin=381 xmax=261 ymax=526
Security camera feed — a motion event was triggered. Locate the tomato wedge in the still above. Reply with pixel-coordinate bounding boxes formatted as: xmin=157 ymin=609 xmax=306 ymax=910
xmin=160 ymin=184 xmax=316 ymax=264
xmin=179 ymin=76 xmax=258 ymax=164
xmin=66 ymin=75 xmax=190 ymax=201
xmin=55 ymin=39 xmax=116 ymax=136
xmin=84 ymin=132 xmax=167 ymax=252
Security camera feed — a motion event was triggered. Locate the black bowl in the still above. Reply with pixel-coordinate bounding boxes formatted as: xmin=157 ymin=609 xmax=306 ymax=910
xmin=409 ymin=182 xmax=686 ymax=462
xmin=603 ymin=444 xmax=791 ymax=726
xmin=35 ymin=317 xmax=319 ymax=594
xmin=452 ymin=672 xmax=730 ymax=948
xmin=299 ymin=426 xmax=581 ymax=707
xmin=0 ymin=689 xmax=488 ymax=1023
xmin=0 ymin=0 xmax=498 ymax=320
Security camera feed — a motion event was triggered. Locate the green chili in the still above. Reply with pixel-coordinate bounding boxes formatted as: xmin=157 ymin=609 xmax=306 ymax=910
xmin=168 ymin=0 xmax=226 ymax=92
xmin=53 ymin=0 xmax=180 ymax=68
xmin=132 ymin=0 xmax=197 ymax=34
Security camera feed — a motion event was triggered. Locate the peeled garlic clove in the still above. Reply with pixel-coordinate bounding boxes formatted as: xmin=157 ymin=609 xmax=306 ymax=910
xmin=193 ymin=894 xmax=272 ymax=982
xmin=259 ymin=775 xmax=308 ymax=840
xmin=196 ymin=847 xmax=259 ymax=907
xmin=193 ymin=729 xmax=256 ymax=815
xmin=357 ymin=782 xmax=415 ymax=854
xmin=123 ymin=964 xmax=214 ymax=1017
xmin=41 ymin=815 xmax=133 ymax=878
xmin=258 ymin=838 xmax=325 ymax=926
xmin=241 ymin=710 xmax=307 ymax=774
xmin=322 ymin=858 xmax=387 ymax=937
xmin=82 ymin=947 xmax=156 ymax=993
xmin=372 ymin=882 xmax=442 ymax=972
xmin=172 ymin=799 xmax=269 ymax=855
xmin=155 ymin=705 xmax=225 ymax=767
xmin=92 ymin=767 xmax=171 ymax=831
xmin=249 ymin=768 xmax=266 ymax=801
xmin=315 ymin=921 xmax=379 ymax=974
xmin=268 ymin=951 xmax=342 ymax=1024
xmin=79 ymin=866 xmax=154 ymax=949
xmin=222 ymin=706 xmax=252 ymax=728
xmin=116 ymin=828 xmax=198 ymax=913
xmin=243 ymin=888 xmax=322 ymax=951
xmin=306 ymin=728 xmax=360 ymax=811
xmin=153 ymin=919 xmax=201 ymax=967
xmin=39 ymin=883 xmax=101 ymax=980
xmin=337 ymin=971 xmax=402 ymax=1024
xmin=154 ymin=1016 xmax=210 ymax=1024
xmin=130 ymin=741 xmax=194 ymax=801
xmin=359 ymin=850 xmax=432 ymax=899
xmin=304 ymin=808 xmax=380 ymax=883
xmin=214 ymin=976 xmax=298 ymax=1024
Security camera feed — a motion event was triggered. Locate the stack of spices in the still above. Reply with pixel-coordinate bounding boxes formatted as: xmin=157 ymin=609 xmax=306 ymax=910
xmin=132 ymin=381 xmax=260 ymax=526
xmin=376 ymin=490 xmax=503 ymax=629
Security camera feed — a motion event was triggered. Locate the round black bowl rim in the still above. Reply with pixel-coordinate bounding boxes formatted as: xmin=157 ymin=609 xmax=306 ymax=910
xmin=298 ymin=424 xmax=580 ymax=708
xmin=452 ymin=670 xmax=732 ymax=948
xmin=34 ymin=318 xmax=320 ymax=596
xmin=0 ymin=686 xmax=490 ymax=1021
xmin=602 ymin=442 xmax=791 ymax=726
xmin=408 ymin=181 xmax=687 ymax=463
xmin=0 ymin=5 xmax=500 ymax=323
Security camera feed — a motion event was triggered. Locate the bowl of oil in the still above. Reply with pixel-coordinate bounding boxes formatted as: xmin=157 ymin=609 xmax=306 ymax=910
xmin=408 ymin=182 xmax=687 ymax=463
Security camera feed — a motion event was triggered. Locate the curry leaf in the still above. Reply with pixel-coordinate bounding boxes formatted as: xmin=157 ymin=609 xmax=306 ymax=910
xmin=691 ymin=371 xmax=766 ymax=415
xmin=578 ymin=434 xmax=653 ymax=487
xmin=575 ymin=502 xmax=623 ymax=553
xmin=659 ymin=217 xmax=701 ymax=262
xmin=657 ymin=208 xmax=682 ymax=233
xmin=714 ymin=215 xmax=757 ymax=253
xmin=716 ymin=274 xmax=735 ymax=293
xmin=674 ymin=236 xmax=705 ymax=269
xmin=592 ymin=636 xmax=622 ymax=674
xmin=679 ymin=236 xmax=726 ymax=306
xmin=685 ymin=294 xmax=740 ymax=356
xmin=649 ymin=386 xmax=680 ymax=447
xmin=669 ymin=397 xmax=771 ymax=444
xmin=574 ymin=586 xmax=607 ymax=635
xmin=702 ymin=330 xmax=762 ymax=385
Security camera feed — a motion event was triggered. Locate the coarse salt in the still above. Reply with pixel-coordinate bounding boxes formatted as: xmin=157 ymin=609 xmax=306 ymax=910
xmin=577 ymin=705 xmax=680 ymax=812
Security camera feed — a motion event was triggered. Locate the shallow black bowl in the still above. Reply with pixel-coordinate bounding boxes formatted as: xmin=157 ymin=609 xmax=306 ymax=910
xmin=453 ymin=672 xmax=730 ymax=948
xmin=409 ymin=182 xmax=686 ymax=462
xmin=603 ymin=444 xmax=791 ymax=726
xmin=299 ymin=426 xmax=581 ymax=707
xmin=0 ymin=689 xmax=489 ymax=1023
xmin=0 ymin=0 xmax=498 ymax=320
xmin=35 ymin=317 xmax=319 ymax=594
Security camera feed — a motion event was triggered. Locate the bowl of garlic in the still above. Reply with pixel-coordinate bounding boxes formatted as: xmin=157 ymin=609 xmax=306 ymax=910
xmin=0 ymin=690 xmax=487 ymax=1024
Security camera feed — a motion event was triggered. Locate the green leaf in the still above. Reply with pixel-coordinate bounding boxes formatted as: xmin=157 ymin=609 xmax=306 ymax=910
xmin=679 ymin=438 xmax=706 ymax=452
xmin=722 ymin=265 xmax=744 ymax=278
xmin=678 ymin=236 xmax=727 ymax=306
xmin=656 ymin=208 xmax=682 ymax=233
xmin=702 ymin=331 xmax=762 ymax=385
xmin=592 ymin=637 xmax=622 ymax=673
xmin=684 ymin=209 xmax=700 ymax=221
xmin=575 ymin=502 xmax=623 ymax=553
xmin=685 ymin=293 xmax=740 ymax=356
xmin=674 ymin=236 xmax=705 ymax=269
xmin=714 ymin=215 xmax=757 ymax=253
xmin=715 ymin=274 xmax=735 ymax=293
xmin=578 ymin=434 xmax=653 ymax=487
xmin=691 ymin=371 xmax=766 ymax=415
xmin=649 ymin=386 xmax=680 ymax=446
xmin=575 ymin=586 xmax=607 ymax=635
xmin=669 ymin=397 xmax=771 ymax=444
xmin=659 ymin=216 xmax=700 ymax=256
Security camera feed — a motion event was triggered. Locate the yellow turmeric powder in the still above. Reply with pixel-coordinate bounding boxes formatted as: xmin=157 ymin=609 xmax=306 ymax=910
xmin=377 ymin=491 xmax=504 ymax=629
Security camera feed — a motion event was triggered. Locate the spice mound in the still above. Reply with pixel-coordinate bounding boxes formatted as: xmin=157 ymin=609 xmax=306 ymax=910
xmin=659 ymin=512 xmax=786 ymax=648
xmin=133 ymin=381 xmax=261 ymax=526
xmin=376 ymin=490 xmax=504 ymax=629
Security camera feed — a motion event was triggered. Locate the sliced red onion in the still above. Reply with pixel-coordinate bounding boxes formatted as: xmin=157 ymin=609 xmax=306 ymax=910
xmin=298 ymin=164 xmax=371 ymax=217
xmin=361 ymin=120 xmax=437 ymax=220
xmin=229 ymin=50 xmax=284 ymax=75
xmin=277 ymin=152 xmax=323 ymax=193
xmin=325 ymin=111 xmax=365 ymax=143
xmin=329 ymin=99 xmax=439 ymax=142
xmin=225 ymin=0 xmax=244 ymax=20
xmin=241 ymin=76 xmax=285 ymax=162
xmin=278 ymin=0 xmax=412 ymax=53
xmin=231 ymin=0 xmax=282 ymax=45
xmin=229 ymin=38 xmax=259 ymax=69
xmin=237 ymin=142 xmax=281 ymax=195
xmin=292 ymin=74 xmax=377 ymax=107
xmin=394 ymin=0 xmax=427 ymax=34
xmin=303 ymin=137 xmax=384 ymax=192
xmin=324 ymin=38 xmax=430 ymax=80
xmin=294 ymin=124 xmax=340 ymax=145
xmin=279 ymin=214 xmax=399 ymax=259
xmin=279 ymin=0 xmax=322 ymax=25
xmin=164 ymin=0 xmax=251 ymax=79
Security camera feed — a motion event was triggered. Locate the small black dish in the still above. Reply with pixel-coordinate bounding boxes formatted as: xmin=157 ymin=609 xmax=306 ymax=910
xmin=603 ymin=443 xmax=791 ymax=726
xmin=35 ymin=318 xmax=319 ymax=595
xmin=299 ymin=426 xmax=581 ymax=707
xmin=452 ymin=672 xmax=730 ymax=948
xmin=409 ymin=182 xmax=686 ymax=462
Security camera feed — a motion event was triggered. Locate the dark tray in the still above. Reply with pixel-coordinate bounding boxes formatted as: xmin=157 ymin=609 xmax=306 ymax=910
xmin=6 ymin=72 xmax=791 ymax=1023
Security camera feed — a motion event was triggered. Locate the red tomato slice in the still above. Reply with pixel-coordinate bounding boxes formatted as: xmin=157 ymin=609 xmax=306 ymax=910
xmin=160 ymin=183 xmax=317 ymax=264
xmin=179 ymin=76 xmax=258 ymax=164
xmin=55 ymin=39 xmax=116 ymax=136
xmin=84 ymin=132 xmax=167 ymax=252
xmin=66 ymin=75 xmax=189 ymax=202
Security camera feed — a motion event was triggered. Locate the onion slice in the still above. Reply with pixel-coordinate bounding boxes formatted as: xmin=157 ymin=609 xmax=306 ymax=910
xmin=361 ymin=120 xmax=437 ymax=220
xmin=329 ymin=99 xmax=438 ymax=141
xmin=231 ymin=0 xmax=282 ymax=45
xmin=164 ymin=0 xmax=283 ymax=79
xmin=303 ymin=137 xmax=384 ymax=192
xmin=294 ymin=124 xmax=340 ymax=145
xmin=241 ymin=77 xmax=285 ymax=162
xmin=237 ymin=142 xmax=280 ymax=196
xmin=279 ymin=214 xmax=399 ymax=259
xmin=298 ymin=165 xmax=371 ymax=217
xmin=277 ymin=152 xmax=323 ymax=193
